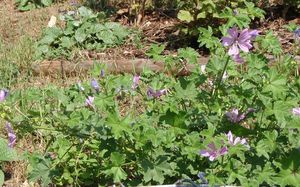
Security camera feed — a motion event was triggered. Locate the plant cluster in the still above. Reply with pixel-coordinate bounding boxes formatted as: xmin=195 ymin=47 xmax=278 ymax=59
xmin=2 ymin=20 xmax=300 ymax=186
xmin=15 ymin=0 xmax=54 ymax=11
xmin=35 ymin=6 xmax=131 ymax=59
xmin=177 ymin=0 xmax=265 ymax=39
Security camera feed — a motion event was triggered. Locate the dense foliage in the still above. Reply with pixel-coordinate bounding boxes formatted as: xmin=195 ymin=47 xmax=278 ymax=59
xmin=15 ymin=0 xmax=54 ymax=11
xmin=35 ymin=7 xmax=131 ymax=59
xmin=177 ymin=0 xmax=265 ymax=40
xmin=2 ymin=22 xmax=300 ymax=186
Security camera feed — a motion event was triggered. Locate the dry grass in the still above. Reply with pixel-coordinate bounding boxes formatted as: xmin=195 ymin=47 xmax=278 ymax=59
xmin=0 ymin=0 xmax=70 ymax=44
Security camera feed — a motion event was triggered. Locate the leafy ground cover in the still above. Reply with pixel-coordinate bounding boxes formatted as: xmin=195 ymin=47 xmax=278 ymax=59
xmin=1 ymin=0 xmax=300 ymax=186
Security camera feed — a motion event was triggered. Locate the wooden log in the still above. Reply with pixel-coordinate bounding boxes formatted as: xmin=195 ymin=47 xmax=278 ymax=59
xmin=32 ymin=58 xmax=210 ymax=77
xmin=31 ymin=55 xmax=300 ymax=77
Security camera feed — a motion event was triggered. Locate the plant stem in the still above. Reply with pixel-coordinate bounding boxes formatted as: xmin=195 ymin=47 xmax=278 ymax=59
xmin=212 ymin=55 xmax=230 ymax=97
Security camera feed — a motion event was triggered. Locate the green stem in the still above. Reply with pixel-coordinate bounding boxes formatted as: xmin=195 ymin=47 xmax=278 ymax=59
xmin=181 ymin=99 xmax=188 ymax=112
xmin=212 ymin=55 xmax=230 ymax=97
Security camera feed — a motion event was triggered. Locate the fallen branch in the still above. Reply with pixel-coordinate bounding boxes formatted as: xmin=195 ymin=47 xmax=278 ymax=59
xmin=32 ymin=58 xmax=209 ymax=77
xmin=32 ymin=55 xmax=300 ymax=77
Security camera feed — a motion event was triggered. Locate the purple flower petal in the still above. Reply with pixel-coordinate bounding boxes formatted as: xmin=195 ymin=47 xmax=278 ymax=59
xmin=232 ymin=54 xmax=245 ymax=64
xmin=226 ymin=131 xmax=250 ymax=148
xmin=147 ymin=87 xmax=167 ymax=98
xmin=207 ymin=143 xmax=216 ymax=150
xmin=199 ymin=150 xmax=211 ymax=157
xmin=132 ymin=75 xmax=140 ymax=90
xmin=0 ymin=89 xmax=9 ymax=102
xmin=228 ymin=44 xmax=239 ymax=55
xmin=227 ymin=131 xmax=233 ymax=143
xmin=228 ymin=27 xmax=239 ymax=38
xmin=85 ymin=96 xmax=94 ymax=108
xmin=200 ymin=142 xmax=227 ymax=161
xmin=292 ymin=107 xmax=300 ymax=116
xmin=238 ymin=41 xmax=252 ymax=53
xmin=6 ymin=122 xmax=16 ymax=148
xmin=226 ymin=108 xmax=252 ymax=123
xmin=222 ymin=36 xmax=234 ymax=47
xmin=238 ymin=29 xmax=252 ymax=42
xmin=248 ymin=29 xmax=260 ymax=39
xmin=225 ymin=108 xmax=239 ymax=123
xmin=219 ymin=146 xmax=228 ymax=155
xmin=233 ymin=137 xmax=241 ymax=145
xmin=91 ymin=79 xmax=100 ymax=92
xmin=100 ymin=69 xmax=105 ymax=78
xmin=223 ymin=27 xmax=259 ymax=61
xmin=208 ymin=154 xmax=217 ymax=161
xmin=240 ymin=138 xmax=247 ymax=145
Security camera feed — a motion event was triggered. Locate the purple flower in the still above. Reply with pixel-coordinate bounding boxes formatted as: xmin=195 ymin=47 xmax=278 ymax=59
xmin=200 ymin=143 xmax=228 ymax=161
xmin=85 ymin=96 xmax=94 ymax=108
xmin=222 ymin=27 xmax=259 ymax=63
xmin=0 ymin=89 xmax=9 ymax=102
xmin=100 ymin=69 xmax=105 ymax=78
xmin=294 ymin=28 xmax=300 ymax=39
xmin=147 ymin=88 xmax=167 ymax=98
xmin=232 ymin=54 xmax=244 ymax=64
xmin=225 ymin=108 xmax=254 ymax=123
xmin=225 ymin=108 xmax=245 ymax=123
xmin=91 ymin=79 xmax=100 ymax=92
xmin=292 ymin=107 xmax=300 ymax=116
xmin=132 ymin=75 xmax=140 ymax=89
xmin=227 ymin=131 xmax=249 ymax=148
xmin=6 ymin=122 xmax=16 ymax=148
xmin=197 ymin=172 xmax=208 ymax=184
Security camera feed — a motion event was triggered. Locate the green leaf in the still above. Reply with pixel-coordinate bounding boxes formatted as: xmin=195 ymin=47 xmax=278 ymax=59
xmin=0 ymin=138 xmax=18 ymax=161
xmin=174 ymin=81 xmax=198 ymax=101
xmin=60 ymin=37 xmax=75 ymax=48
xmin=0 ymin=170 xmax=4 ymax=187
xmin=74 ymin=28 xmax=87 ymax=43
xmin=106 ymin=114 xmax=132 ymax=139
xmin=258 ymin=32 xmax=282 ymax=55
xmin=141 ymin=156 xmax=172 ymax=184
xmin=109 ymin=167 xmax=127 ymax=182
xmin=275 ymin=150 xmax=300 ymax=186
xmin=197 ymin=12 xmax=206 ymax=19
xmin=78 ymin=6 xmax=93 ymax=18
xmin=255 ymin=130 xmax=278 ymax=159
xmin=97 ymin=30 xmax=115 ymax=45
xmin=271 ymin=100 xmax=295 ymax=126
xmin=160 ymin=110 xmax=188 ymax=129
xmin=41 ymin=0 xmax=52 ymax=6
xmin=177 ymin=10 xmax=194 ymax=23
xmin=178 ymin=47 xmax=199 ymax=64
xmin=111 ymin=152 xmax=125 ymax=166
xmin=263 ymin=68 xmax=287 ymax=98
xmin=198 ymin=27 xmax=221 ymax=51
xmin=27 ymin=154 xmax=52 ymax=186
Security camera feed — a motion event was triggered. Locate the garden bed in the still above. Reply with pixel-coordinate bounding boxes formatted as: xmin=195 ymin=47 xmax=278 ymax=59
xmin=1 ymin=0 xmax=300 ymax=186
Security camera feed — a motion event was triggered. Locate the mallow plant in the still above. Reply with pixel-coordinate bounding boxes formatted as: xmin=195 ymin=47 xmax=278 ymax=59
xmin=0 ymin=90 xmax=18 ymax=186
xmin=1 ymin=25 xmax=300 ymax=186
